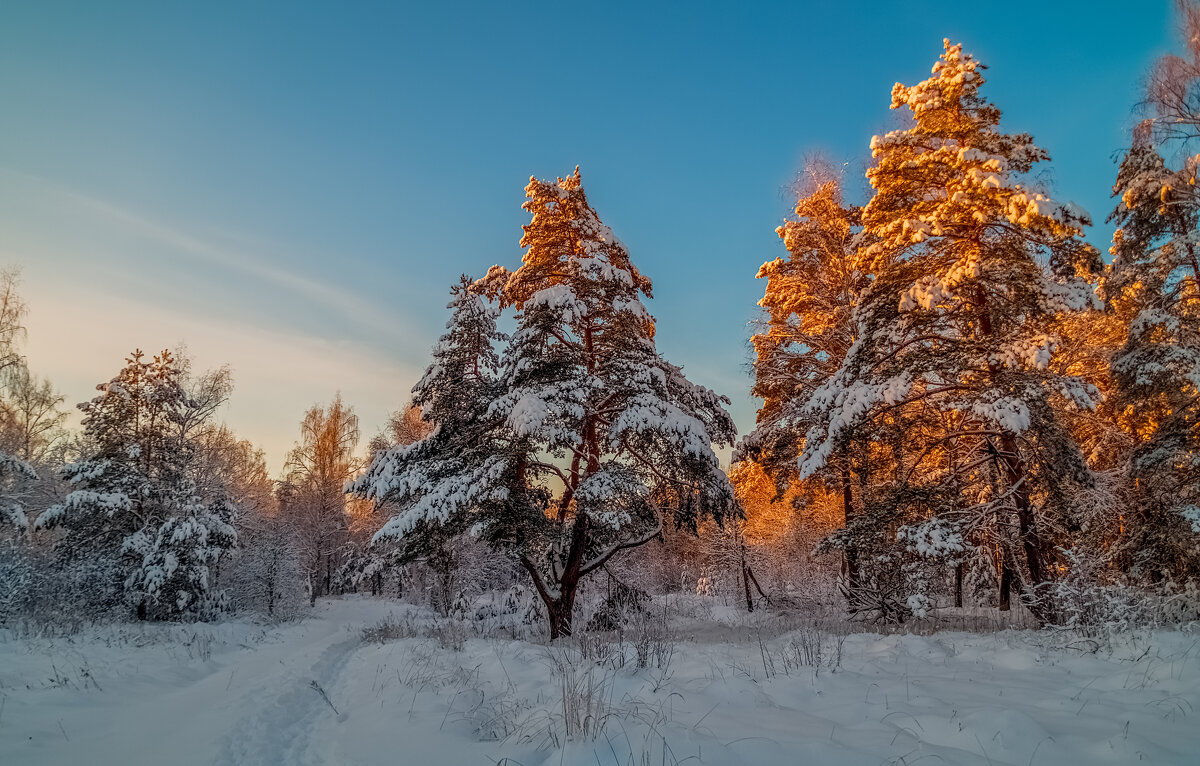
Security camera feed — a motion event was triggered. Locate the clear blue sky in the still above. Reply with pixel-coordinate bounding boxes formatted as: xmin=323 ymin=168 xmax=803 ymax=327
xmin=0 ymin=1 xmax=1176 ymax=471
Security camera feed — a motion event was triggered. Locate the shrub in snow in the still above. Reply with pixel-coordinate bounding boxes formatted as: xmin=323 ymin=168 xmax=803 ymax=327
xmin=905 ymin=593 xmax=932 ymax=620
xmin=0 ymin=544 xmax=125 ymax=632
xmin=503 ymin=583 xmax=526 ymax=613
xmin=0 ymin=452 xmax=37 ymax=539
xmin=498 ymin=584 xmax=540 ymax=626
xmin=0 ymin=541 xmax=35 ymax=624
xmin=585 ymin=578 xmax=649 ymax=631
xmin=449 ymin=590 xmax=472 ymax=620
xmin=1036 ymin=549 xmax=1200 ymax=635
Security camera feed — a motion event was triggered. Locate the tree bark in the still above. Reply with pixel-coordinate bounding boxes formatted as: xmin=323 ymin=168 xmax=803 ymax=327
xmin=546 ymin=586 xmax=579 ymax=640
xmin=549 ymin=512 xmax=590 ymax=638
xmin=522 ymin=511 xmax=591 ymax=640
xmin=999 ymin=549 xmax=1013 ymax=612
xmin=997 ymin=433 xmax=1044 ymax=586
xmin=977 ymin=286 xmax=1050 ymax=622
xmin=746 ymin=565 xmax=770 ymax=605
xmin=954 ymin=563 xmax=964 ymax=608
xmin=841 ymin=463 xmax=859 ymax=601
xmin=741 ymin=540 xmax=754 ymax=613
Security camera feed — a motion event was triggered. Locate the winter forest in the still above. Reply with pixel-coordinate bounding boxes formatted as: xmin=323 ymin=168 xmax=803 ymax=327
xmin=5 ymin=5 xmax=1200 ymax=766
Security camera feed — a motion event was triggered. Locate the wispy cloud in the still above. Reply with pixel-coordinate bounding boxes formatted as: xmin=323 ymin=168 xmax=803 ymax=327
xmin=0 ymin=167 xmax=415 ymax=345
xmin=15 ymin=280 xmax=421 ymax=474
xmin=0 ymin=168 xmax=428 ymax=470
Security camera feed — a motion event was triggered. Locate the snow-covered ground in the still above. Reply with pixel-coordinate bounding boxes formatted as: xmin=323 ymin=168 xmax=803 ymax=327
xmin=2 ymin=597 xmax=1199 ymax=765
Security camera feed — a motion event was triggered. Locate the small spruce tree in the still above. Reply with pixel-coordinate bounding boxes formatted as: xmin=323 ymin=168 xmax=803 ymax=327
xmin=349 ymin=275 xmax=508 ymax=612
xmin=36 ymin=349 xmax=236 ymax=620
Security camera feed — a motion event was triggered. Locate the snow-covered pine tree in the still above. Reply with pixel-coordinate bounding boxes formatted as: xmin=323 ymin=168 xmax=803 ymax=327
xmin=338 ymin=403 xmax=431 ymax=597
xmin=35 ymin=349 xmax=236 ymax=620
xmin=799 ymin=41 xmax=1100 ymax=619
xmin=1105 ymin=129 xmax=1200 ymax=580
xmin=1029 ymin=287 xmax=1131 ymax=599
xmin=737 ymin=161 xmax=875 ymax=599
xmin=477 ymin=168 xmax=738 ymax=637
xmin=356 ymin=171 xmax=738 ymax=638
xmin=348 ymin=275 xmax=509 ymax=611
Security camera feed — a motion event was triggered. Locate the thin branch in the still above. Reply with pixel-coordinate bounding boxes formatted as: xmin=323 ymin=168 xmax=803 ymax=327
xmin=579 ymin=523 xmax=663 ymax=577
xmin=622 ymin=443 xmax=682 ymax=486
xmin=518 ymin=555 xmax=558 ymax=605
xmin=530 ymin=461 xmax=571 ymax=487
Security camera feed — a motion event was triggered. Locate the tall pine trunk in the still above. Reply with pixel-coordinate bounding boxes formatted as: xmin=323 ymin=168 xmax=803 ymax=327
xmin=525 ymin=510 xmax=591 ymax=640
xmin=540 ymin=562 xmax=582 ymax=640
xmin=977 ymin=285 xmax=1050 ymax=622
xmin=546 ymin=588 xmax=579 ymax=640
xmin=998 ymin=432 xmax=1046 ymax=586
xmin=998 ymin=548 xmax=1013 ymax=612
xmin=954 ymin=563 xmax=964 ymax=608
xmin=537 ymin=326 xmax=602 ymax=641
xmin=841 ymin=463 xmax=859 ymax=601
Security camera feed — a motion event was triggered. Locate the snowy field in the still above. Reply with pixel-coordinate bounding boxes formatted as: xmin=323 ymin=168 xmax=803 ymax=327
xmin=2 ymin=597 xmax=1199 ymax=766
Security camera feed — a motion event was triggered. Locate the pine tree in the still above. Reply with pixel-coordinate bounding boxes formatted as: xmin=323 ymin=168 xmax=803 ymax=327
xmin=355 ymin=171 xmax=738 ymax=638
xmin=483 ymin=169 xmax=738 ymax=637
xmin=799 ymin=42 xmax=1100 ymax=619
xmin=738 ymin=161 xmax=875 ymax=600
xmin=35 ymin=349 xmax=236 ymax=620
xmin=1105 ymin=130 xmax=1200 ymax=580
xmin=350 ymin=275 xmax=507 ymax=611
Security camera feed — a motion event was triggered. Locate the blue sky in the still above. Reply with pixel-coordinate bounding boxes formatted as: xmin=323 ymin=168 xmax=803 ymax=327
xmin=0 ymin=1 xmax=1176 ymax=471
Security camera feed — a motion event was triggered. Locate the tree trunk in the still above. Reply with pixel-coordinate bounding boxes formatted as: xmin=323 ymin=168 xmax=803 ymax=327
xmin=997 ymin=433 xmax=1044 ymax=585
xmin=549 ymin=524 xmax=587 ymax=639
xmin=440 ymin=566 xmax=454 ymax=616
xmin=741 ymin=546 xmax=754 ymax=614
xmin=746 ymin=566 xmax=771 ymax=605
xmin=541 ymin=556 xmax=584 ymax=640
xmin=999 ymin=550 xmax=1013 ymax=612
xmin=977 ymin=286 xmax=1050 ymax=622
xmin=546 ymin=586 xmax=579 ymax=640
xmin=523 ymin=511 xmax=590 ymax=640
xmin=841 ymin=464 xmax=859 ymax=600
xmin=997 ymin=431 xmax=1055 ymax=623
xmin=954 ymin=563 xmax=964 ymax=608
xmin=324 ymin=552 xmax=332 ymax=597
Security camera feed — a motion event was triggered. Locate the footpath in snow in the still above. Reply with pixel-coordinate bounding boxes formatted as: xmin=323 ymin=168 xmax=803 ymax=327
xmin=2 ymin=597 xmax=1199 ymax=765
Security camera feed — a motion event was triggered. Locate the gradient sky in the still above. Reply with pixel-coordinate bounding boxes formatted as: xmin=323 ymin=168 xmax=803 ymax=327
xmin=0 ymin=1 xmax=1177 ymax=473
